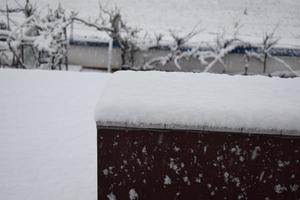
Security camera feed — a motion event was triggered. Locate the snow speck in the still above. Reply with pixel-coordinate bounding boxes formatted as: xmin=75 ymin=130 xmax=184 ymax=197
xmin=195 ymin=173 xmax=203 ymax=183
xmin=174 ymin=146 xmax=181 ymax=152
xmin=129 ymin=189 xmax=138 ymax=200
xmin=277 ymin=160 xmax=290 ymax=168
xmin=103 ymin=169 xmax=109 ymax=176
xmin=239 ymin=156 xmax=245 ymax=162
xmin=142 ymin=146 xmax=147 ymax=154
xmin=183 ymin=176 xmax=191 ymax=185
xmin=289 ymin=184 xmax=299 ymax=192
xmin=217 ymin=155 xmax=223 ymax=161
xmin=204 ymin=146 xmax=208 ymax=153
xmin=180 ymin=162 xmax=185 ymax=168
xmin=251 ymin=146 xmax=261 ymax=160
xmin=259 ymin=171 xmax=265 ymax=182
xmin=169 ymin=158 xmax=180 ymax=174
xmin=103 ymin=167 xmax=114 ymax=175
xmin=107 ymin=192 xmax=117 ymax=200
xmin=232 ymin=177 xmax=241 ymax=187
xmin=274 ymin=184 xmax=287 ymax=194
xmin=164 ymin=175 xmax=172 ymax=185
xmin=224 ymin=172 xmax=229 ymax=182
xmin=291 ymin=174 xmax=295 ymax=179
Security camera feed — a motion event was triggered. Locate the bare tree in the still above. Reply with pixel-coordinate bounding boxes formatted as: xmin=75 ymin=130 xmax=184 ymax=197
xmin=72 ymin=2 xmax=141 ymax=68
xmin=140 ymin=24 xmax=245 ymax=73
xmin=245 ymin=30 xmax=275 ymax=75
xmin=245 ymin=30 xmax=299 ymax=77
xmin=0 ymin=0 xmax=37 ymax=19
xmin=202 ymin=27 xmax=243 ymax=73
xmin=24 ymin=0 xmax=35 ymax=18
xmin=141 ymin=28 xmax=201 ymax=70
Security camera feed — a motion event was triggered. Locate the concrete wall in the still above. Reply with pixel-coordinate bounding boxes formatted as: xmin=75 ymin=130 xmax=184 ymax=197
xmin=68 ymin=44 xmax=300 ymax=75
xmin=68 ymin=45 xmax=122 ymax=69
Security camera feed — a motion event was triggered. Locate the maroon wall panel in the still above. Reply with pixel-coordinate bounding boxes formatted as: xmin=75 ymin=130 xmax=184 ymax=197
xmin=98 ymin=127 xmax=300 ymax=200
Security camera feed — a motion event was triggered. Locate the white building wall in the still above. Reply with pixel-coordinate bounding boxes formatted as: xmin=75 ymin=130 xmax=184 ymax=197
xmin=67 ymin=45 xmax=300 ymax=75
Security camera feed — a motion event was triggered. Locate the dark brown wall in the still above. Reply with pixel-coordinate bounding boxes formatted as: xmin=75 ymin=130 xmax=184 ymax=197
xmin=98 ymin=127 xmax=300 ymax=200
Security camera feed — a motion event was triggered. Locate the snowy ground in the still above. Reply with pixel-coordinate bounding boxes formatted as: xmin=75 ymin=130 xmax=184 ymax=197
xmin=0 ymin=69 xmax=300 ymax=200
xmin=0 ymin=69 xmax=109 ymax=200
xmin=1 ymin=0 xmax=300 ymax=47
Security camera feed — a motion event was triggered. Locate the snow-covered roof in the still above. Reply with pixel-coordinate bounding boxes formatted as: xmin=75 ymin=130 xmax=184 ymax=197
xmin=95 ymin=71 xmax=300 ymax=135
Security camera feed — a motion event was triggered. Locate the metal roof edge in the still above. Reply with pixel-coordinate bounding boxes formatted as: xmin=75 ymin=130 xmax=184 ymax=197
xmin=96 ymin=121 xmax=300 ymax=137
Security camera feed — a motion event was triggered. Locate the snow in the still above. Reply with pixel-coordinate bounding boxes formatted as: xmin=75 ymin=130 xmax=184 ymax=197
xmin=129 ymin=188 xmax=138 ymax=200
xmin=251 ymin=146 xmax=261 ymax=160
xmin=290 ymin=184 xmax=299 ymax=192
xmin=0 ymin=69 xmax=110 ymax=200
xmin=164 ymin=175 xmax=172 ymax=185
xmin=95 ymin=71 xmax=300 ymax=134
xmin=274 ymin=184 xmax=288 ymax=194
xmin=107 ymin=192 xmax=116 ymax=200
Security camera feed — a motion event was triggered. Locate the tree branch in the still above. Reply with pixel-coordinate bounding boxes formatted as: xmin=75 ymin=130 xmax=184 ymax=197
xmin=71 ymin=17 xmax=113 ymax=33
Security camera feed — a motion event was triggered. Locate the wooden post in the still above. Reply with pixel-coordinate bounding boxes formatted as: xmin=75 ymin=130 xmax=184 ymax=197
xmin=6 ymin=2 xmax=10 ymax=31
xmin=64 ymin=26 xmax=69 ymax=71
xmin=20 ymin=28 xmax=24 ymax=68
xmin=70 ymin=20 xmax=74 ymax=41
xmin=107 ymin=38 xmax=113 ymax=73
xmin=263 ymin=53 xmax=268 ymax=74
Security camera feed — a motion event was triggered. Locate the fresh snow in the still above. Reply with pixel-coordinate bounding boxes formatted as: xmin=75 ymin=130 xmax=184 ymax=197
xmin=0 ymin=68 xmax=300 ymax=200
xmin=0 ymin=69 xmax=109 ymax=200
xmin=95 ymin=71 xmax=300 ymax=134
xmin=129 ymin=188 xmax=139 ymax=200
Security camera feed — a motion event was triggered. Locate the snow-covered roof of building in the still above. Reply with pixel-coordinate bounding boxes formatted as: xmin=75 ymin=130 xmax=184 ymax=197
xmin=95 ymin=71 xmax=300 ymax=135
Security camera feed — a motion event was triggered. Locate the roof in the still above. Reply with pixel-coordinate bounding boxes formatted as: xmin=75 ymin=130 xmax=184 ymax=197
xmin=95 ymin=71 xmax=300 ymax=135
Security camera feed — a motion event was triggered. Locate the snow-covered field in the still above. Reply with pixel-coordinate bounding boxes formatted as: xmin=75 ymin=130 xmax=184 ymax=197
xmin=0 ymin=69 xmax=109 ymax=200
xmin=1 ymin=0 xmax=300 ymax=47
